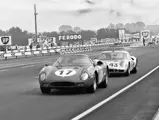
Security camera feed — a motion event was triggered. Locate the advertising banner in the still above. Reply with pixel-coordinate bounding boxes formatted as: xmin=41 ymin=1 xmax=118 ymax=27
xmin=28 ymin=36 xmax=57 ymax=48
xmin=141 ymin=30 xmax=150 ymax=39
xmin=59 ymin=34 xmax=82 ymax=41
xmin=119 ymin=29 xmax=126 ymax=40
xmin=0 ymin=36 xmax=12 ymax=45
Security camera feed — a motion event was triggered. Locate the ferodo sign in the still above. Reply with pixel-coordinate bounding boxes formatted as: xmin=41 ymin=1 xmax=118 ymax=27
xmin=0 ymin=36 xmax=12 ymax=45
xmin=59 ymin=35 xmax=82 ymax=41
xmin=141 ymin=30 xmax=150 ymax=39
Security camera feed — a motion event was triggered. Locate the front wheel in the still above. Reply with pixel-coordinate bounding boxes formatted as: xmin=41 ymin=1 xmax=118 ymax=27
xmin=87 ymin=80 xmax=97 ymax=93
xmin=40 ymin=87 xmax=51 ymax=94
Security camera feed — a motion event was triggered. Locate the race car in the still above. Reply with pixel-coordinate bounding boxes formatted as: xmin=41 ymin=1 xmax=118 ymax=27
xmin=38 ymin=54 xmax=109 ymax=94
xmin=94 ymin=50 xmax=138 ymax=76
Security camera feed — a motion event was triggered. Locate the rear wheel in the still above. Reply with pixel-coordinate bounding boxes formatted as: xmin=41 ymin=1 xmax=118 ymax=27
xmin=124 ymin=64 xmax=130 ymax=76
xmin=99 ymin=71 xmax=109 ymax=88
xmin=131 ymin=59 xmax=138 ymax=74
xmin=131 ymin=66 xmax=137 ymax=73
xmin=40 ymin=87 xmax=51 ymax=94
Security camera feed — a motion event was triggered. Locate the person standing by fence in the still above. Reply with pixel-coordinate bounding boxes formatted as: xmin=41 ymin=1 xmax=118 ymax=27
xmin=143 ymin=38 xmax=145 ymax=46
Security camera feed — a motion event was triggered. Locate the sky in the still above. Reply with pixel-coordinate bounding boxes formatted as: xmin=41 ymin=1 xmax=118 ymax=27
xmin=1 ymin=0 xmax=159 ymax=32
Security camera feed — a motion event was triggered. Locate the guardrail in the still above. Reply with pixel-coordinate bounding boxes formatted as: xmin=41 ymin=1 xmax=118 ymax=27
xmin=0 ymin=41 xmax=137 ymax=60
xmin=0 ymin=44 xmax=93 ymax=60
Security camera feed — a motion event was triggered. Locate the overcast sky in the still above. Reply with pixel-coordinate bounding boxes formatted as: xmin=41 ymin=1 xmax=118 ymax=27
xmin=1 ymin=0 xmax=159 ymax=32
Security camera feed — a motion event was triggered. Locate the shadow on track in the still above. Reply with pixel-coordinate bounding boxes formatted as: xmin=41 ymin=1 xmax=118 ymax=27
xmin=21 ymin=88 xmax=91 ymax=96
xmin=109 ymin=74 xmax=126 ymax=78
xmin=48 ymin=89 xmax=92 ymax=96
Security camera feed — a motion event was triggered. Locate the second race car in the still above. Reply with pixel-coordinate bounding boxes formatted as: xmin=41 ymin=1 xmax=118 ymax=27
xmin=38 ymin=54 xmax=109 ymax=94
xmin=94 ymin=50 xmax=138 ymax=76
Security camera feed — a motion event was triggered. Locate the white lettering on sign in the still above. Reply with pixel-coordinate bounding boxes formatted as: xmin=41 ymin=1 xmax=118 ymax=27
xmin=78 ymin=35 xmax=82 ymax=39
xmin=58 ymin=35 xmax=82 ymax=40
xmin=74 ymin=35 xmax=77 ymax=39
xmin=66 ymin=35 xmax=70 ymax=39
xmin=55 ymin=69 xmax=76 ymax=77
xmin=59 ymin=36 xmax=62 ymax=40
xmin=70 ymin=35 xmax=74 ymax=40
xmin=62 ymin=36 xmax=65 ymax=40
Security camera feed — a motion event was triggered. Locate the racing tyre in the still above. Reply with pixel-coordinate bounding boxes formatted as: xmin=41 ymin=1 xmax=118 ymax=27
xmin=131 ymin=59 xmax=138 ymax=74
xmin=124 ymin=64 xmax=130 ymax=76
xmin=40 ymin=87 xmax=51 ymax=94
xmin=99 ymin=72 xmax=109 ymax=88
xmin=87 ymin=80 xmax=97 ymax=93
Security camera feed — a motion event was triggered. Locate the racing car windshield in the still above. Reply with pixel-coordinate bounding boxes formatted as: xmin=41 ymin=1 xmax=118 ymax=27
xmin=99 ymin=52 xmax=127 ymax=60
xmin=53 ymin=55 xmax=92 ymax=66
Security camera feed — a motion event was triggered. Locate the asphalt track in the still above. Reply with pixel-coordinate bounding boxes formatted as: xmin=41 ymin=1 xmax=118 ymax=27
xmin=0 ymin=46 xmax=159 ymax=120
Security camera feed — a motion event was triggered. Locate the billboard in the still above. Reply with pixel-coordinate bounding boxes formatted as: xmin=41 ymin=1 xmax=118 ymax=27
xmin=125 ymin=33 xmax=140 ymax=39
xmin=141 ymin=30 xmax=150 ymax=39
xmin=59 ymin=34 xmax=82 ymax=41
xmin=118 ymin=29 xmax=126 ymax=40
xmin=38 ymin=36 xmax=57 ymax=47
xmin=0 ymin=36 xmax=12 ymax=45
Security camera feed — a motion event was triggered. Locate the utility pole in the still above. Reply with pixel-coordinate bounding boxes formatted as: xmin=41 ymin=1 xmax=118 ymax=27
xmin=34 ymin=4 xmax=38 ymax=42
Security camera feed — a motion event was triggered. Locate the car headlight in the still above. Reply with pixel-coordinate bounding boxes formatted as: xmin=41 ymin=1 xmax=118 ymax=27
xmin=39 ymin=72 xmax=46 ymax=81
xmin=80 ymin=72 xmax=89 ymax=81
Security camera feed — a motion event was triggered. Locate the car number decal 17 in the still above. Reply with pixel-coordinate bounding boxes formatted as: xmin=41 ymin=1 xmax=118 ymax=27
xmin=55 ymin=69 xmax=76 ymax=77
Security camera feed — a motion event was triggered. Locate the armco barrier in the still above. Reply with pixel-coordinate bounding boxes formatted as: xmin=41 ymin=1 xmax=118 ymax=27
xmin=0 ymin=45 xmax=92 ymax=60
xmin=0 ymin=41 xmax=137 ymax=60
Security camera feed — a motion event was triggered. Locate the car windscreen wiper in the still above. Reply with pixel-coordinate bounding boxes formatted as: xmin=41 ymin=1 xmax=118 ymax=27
xmin=57 ymin=61 xmax=62 ymax=67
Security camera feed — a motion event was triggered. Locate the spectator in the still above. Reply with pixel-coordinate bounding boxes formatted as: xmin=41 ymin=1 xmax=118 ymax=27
xmin=153 ymin=37 xmax=156 ymax=44
xmin=29 ymin=44 xmax=33 ymax=49
xmin=15 ymin=45 xmax=18 ymax=50
xmin=143 ymin=38 xmax=145 ymax=46
xmin=51 ymin=43 xmax=53 ymax=47
xmin=36 ymin=44 xmax=40 ymax=48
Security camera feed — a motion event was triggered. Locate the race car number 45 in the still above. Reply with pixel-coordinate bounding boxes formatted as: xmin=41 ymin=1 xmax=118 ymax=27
xmin=109 ymin=63 xmax=118 ymax=67
xmin=55 ymin=69 xmax=76 ymax=77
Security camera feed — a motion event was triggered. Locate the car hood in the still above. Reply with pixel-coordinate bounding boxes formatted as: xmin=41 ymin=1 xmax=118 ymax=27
xmin=102 ymin=59 xmax=125 ymax=63
xmin=101 ymin=59 xmax=128 ymax=68
xmin=43 ymin=66 xmax=87 ymax=82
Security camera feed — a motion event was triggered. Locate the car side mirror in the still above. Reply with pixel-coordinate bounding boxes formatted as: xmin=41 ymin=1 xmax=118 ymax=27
xmin=45 ymin=64 xmax=48 ymax=66
xmin=130 ymin=56 xmax=134 ymax=60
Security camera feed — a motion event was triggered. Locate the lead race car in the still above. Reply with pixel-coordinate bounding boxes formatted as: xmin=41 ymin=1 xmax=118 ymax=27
xmin=94 ymin=50 xmax=138 ymax=76
xmin=38 ymin=54 xmax=109 ymax=94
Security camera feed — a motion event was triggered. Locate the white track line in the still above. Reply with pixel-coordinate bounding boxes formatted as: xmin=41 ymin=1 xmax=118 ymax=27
xmin=71 ymin=65 xmax=159 ymax=120
xmin=152 ymin=109 xmax=159 ymax=120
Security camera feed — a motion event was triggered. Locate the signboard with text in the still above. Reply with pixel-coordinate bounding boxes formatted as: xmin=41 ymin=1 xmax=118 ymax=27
xmin=141 ymin=30 xmax=150 ymax=39
xmin=119 ymin=29 xmax=126 ymax=40
xmin=59 ymin=34 xmax=82 ymax=41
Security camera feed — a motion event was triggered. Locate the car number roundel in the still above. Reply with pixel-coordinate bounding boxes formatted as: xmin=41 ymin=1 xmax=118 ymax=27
xmin=55 ymin=69 xmax=76 ymax=77
xmin=109 ymin=63 xmax=118 ymax=67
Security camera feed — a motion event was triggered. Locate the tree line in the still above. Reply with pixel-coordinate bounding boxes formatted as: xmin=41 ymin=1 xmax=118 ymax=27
xmin=0 ymin=21 xmax=158 ymax=46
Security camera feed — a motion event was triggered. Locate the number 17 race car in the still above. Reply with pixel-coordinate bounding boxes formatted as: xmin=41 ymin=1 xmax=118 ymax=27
xmin=94 ymin=50 xmax=138 ymax=76
xmin=38 ymin=54 xmax=109 ymax=94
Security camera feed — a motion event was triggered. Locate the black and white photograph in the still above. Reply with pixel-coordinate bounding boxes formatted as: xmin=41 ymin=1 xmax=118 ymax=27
xmin=1 ymin=0 xmax=159 ymax=120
